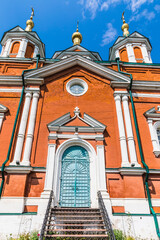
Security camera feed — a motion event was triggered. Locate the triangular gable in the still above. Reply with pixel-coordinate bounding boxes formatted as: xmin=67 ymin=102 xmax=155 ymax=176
xmin=52 ymin=45 xmax=102 ymax=61
xmin=144 ymin=106 xmax=160 ymax=118
xmin=10 ymin=26 xmax=24 ymax=32
xmin=24 ymin=55 xmax=130 ymax=84
xmin=47 ymin=107 xmax=106 ymax=133
xmin=0 ymin=104 xmax=8 ymax=113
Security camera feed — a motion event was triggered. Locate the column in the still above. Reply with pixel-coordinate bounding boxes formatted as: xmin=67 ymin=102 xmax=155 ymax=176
xmin=96 ymin=145 xmax=108 ymax=192
xmin=17 ymin=39 xmax=28 ymax=58
xmin=126 ymin=44 xmax=136 ymax=62
xmin=114 ymin=94 xmax=130 ymax=167
xmin=122 ymin=95 xmax=140 ymax=167
xmin=33 ymin=46 xmax=39 ymax=58
xmin=10 ymin=92 xmax=32 ymax=165
xmin=21 ymin=92 xmax=39 ymax=166
xmin=44 ymin=143 xmax=56 ymax=192
xmin=0 ymin=113 xmax=4 ymax=131
xmin=2 ymin=39 xmax=12 ymax=57
xmin=148 ymin=119 xmax=159 ymax=154
xmin=115 ymin=50 xmax=120 ymax=59
xmin=141 ymin=44 xmax=152 ymax=63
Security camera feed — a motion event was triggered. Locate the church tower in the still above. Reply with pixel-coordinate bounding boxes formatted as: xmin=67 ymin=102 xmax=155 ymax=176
xmin=109 ymin=12 xmax=152 ymax=63
xmin=0 ymin=9 xmax=45 ymax=58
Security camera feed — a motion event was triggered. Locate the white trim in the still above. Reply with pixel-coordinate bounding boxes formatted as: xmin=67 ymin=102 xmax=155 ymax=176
xmin=114 ymin=94 xmax=130 ymax=167
xmin=21 ymin=92 xmax=39 ymax=166
xmin=49 ymin=133 xmax=104 ymax=140
xmin=122 ymin=95 xmax=140 ymax=167
xmin=66 ymin=78 xmax=88 ymax=96
xmin=11 ymin=92 xmax=32 ymax=165
xmin=53 ymin=138 xmax=98 ymax=208
xmin=126 ymin=44 xmax=136 ymax=63
xmin=0 ymin=88 xmax=22 ymax=92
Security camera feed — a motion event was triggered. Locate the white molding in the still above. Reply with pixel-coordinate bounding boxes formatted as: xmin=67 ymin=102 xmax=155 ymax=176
xmin=0 ymin=88 xmax=22 ymax=92
xmin=126 ymin=44 xmax=136 ymax=63
xmin=66 ymin=78 xmax=88 ymax=96
xmin=25 ymin=55 xmax=130 ymax=83
xmin=48 ymin=133 xmax=104 ymax=140
xmin=5 ymin=166 xmax=32 ymax=174
xmin=16 ymin=39 xmax=28 ymax=58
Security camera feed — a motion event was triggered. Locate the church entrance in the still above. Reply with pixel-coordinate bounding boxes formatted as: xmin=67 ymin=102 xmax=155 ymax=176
xmin=59 ymin=146 xmax=90 ymax=207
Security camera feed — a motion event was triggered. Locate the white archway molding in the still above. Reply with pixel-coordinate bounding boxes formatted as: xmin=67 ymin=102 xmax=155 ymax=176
xmin=53 ymin=138 xmax=98 ymax=208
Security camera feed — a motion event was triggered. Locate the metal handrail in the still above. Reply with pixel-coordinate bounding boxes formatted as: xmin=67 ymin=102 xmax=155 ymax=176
xmin=97 ymin=191 xmax=115 ymax=240
xmin=39 ymin=190 xmax=53 ymax=240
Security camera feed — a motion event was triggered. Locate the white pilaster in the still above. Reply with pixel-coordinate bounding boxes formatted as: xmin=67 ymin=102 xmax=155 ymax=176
xmin=148 ymin=119 xmax=159 ymax=155
xmin=114 ymin=94 xmax=130 ymax=167
xmin=0 ymin=113 xmax=4 ymax=131
xmin=11 ymin=92 xmax=32 ymax=165
xmin=33 ymin=46 xmax=39 ymax=58
xmin=115 ymin=50 xmax=120 ymax=59
xmin=17 ymin=39 xmax=28 ymax=58
xmin=122 ymin=95 xmax=140 ymax=167
xmin=44 ymin=143 xmax=56 ymax=191
xmin=126 ymin=44 xmax=136 ymax=63
xmin=141 ymin=44 xmax=152 ymax=63
xmin=21 ymin=92 xmax=39 ymax=166
xmin=2 ymin=39 xmax=12 ymax=57
xmin=96 ymin=145 xmax=108 ymax=192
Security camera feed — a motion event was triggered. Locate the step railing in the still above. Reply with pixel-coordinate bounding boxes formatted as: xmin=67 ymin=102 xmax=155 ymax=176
xmin=97 ymin=191 xmax=115 ymax=240
xmin=39 ymin=190 xmax=53 ymax=240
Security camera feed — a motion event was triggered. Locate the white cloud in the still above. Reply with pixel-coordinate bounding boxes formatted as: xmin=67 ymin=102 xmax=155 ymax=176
xmin=130 ymin=8 xmax=155 ymax=22
xmin=78 ymin=0 xmax=155 ymax=19
xmin=101 ymin=23 xmax=117 ymax=46
xmin=154 ymin=4 xmax=160 ymax=12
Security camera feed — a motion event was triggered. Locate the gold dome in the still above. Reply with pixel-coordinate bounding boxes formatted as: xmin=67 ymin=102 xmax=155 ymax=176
xmin=72 ymin=21 xmax=82 ymax=45
xmin=121 ymin=11 xmax=129 ymax=37
xmin=25 ymin=8 xmax=34 ymax=32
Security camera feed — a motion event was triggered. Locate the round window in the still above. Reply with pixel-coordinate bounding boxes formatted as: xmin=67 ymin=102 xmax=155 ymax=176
xmin=66 ymin=79 xmax=88 ymax=96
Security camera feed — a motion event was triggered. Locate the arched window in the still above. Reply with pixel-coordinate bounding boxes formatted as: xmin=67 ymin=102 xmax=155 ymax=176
xmin=25 ymin=43 xmax=34 ymax=58
xmin=9 ymin=41 xmax=20 ymax=57
xmin=120 ymin=47 xmax=128 ymax=62
xmin=134 ymin=47 xmax=143 ymax=63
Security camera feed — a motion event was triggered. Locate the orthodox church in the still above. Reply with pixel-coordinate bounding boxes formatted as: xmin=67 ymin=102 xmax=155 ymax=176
xmin=0 ymin=9 xmax=160 ymax=240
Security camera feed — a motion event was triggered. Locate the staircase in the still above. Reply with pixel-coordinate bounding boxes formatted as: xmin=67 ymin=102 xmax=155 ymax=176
xmin=40 ymin=191 xmax=115 ymax=240
xmin=44 ymin=207 xmax=109 ymax=239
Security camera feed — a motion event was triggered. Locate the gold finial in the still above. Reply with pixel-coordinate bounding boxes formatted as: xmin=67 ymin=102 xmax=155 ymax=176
xmin=25 ymin=8 xmax=34 ymax=32
xmin=72 ymin=21 xmax=82 ymax=45
xmin=121 ymin=11 xmax=129 ymax=37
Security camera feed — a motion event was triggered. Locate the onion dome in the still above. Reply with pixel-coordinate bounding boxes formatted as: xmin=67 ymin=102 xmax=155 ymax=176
xmin=72 ymin=21 xmax=82 ymax=45
xmin=25 ymin=8 xmax=34 ymax=32
xmin=121 ymin=11 xmax=129 ymax=37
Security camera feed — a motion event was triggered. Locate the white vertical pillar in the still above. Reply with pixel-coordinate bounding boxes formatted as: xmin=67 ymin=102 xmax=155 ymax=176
xmin=126 ymin=44 xmax=136 ymax=62
xmin=122 ymin=95 xmax=140 ymax=167
xmin=141 ymin=44 xmax=152 ymax=63
xmin=114 ymin=94 xmax=130 ymax=167
xmin=148 ymin=119 xmax=159 ymax=153
xmin=44 ymin=144 xmax=56 ymax=191
xmin=21 ymin=92 xmax=39 ymax=166
xmin=17 ymin=39 xmax=28 ymax=58
xmin=2 ymin=39 xmax=12 ymax=57
xmin=96 ymin=145 xmax=107 ymax=192
xmin=115 ymin=50 xmax=120 ymax=59
xmin=0 ymin=113 xmax=4 ymax=131
xmin=10 ymin=92 xmax=32 ymax=165
xmin=33 ymin=46 xmax=39 ymax=58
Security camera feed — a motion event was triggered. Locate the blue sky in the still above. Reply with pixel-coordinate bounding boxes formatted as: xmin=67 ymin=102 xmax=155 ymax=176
xmin=0 ymin=0 xmax=160 ymax=62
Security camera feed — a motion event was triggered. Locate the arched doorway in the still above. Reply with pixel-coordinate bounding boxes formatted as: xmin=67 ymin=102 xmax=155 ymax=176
xmin=59 ymin=146 xmax=90 ymax=207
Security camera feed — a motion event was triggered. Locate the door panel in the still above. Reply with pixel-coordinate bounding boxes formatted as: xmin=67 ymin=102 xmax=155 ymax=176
xmin=60 ymin=146 xmax=90 ymax=207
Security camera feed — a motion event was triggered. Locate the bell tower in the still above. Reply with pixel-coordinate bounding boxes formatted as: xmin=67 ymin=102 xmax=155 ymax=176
xmin=0 ymin=9 xmax=45 ymax=59
xmin=109 ymin=12 xmax=152 ymax=63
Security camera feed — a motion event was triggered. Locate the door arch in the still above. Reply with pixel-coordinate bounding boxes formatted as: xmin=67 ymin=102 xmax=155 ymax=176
xmin=59 ymin=146 xmax=90 ymax=207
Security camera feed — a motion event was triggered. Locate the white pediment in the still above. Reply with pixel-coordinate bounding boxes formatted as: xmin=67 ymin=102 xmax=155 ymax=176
xmin=47 ymin=107 xmax=106 ymax=133
xmin=24 ymin=55 xmax=130 ymax=84
xmin=144 ymin=106 xmax=160 ymax=118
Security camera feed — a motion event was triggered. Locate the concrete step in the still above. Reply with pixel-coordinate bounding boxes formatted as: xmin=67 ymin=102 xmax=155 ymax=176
xmin=45 ymin=234 xmax=108 ymax=239
xmin=47 ymin=223 xmax=105 ymax=227
xmin=52 ymin=215 xmax=102 ymax=219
